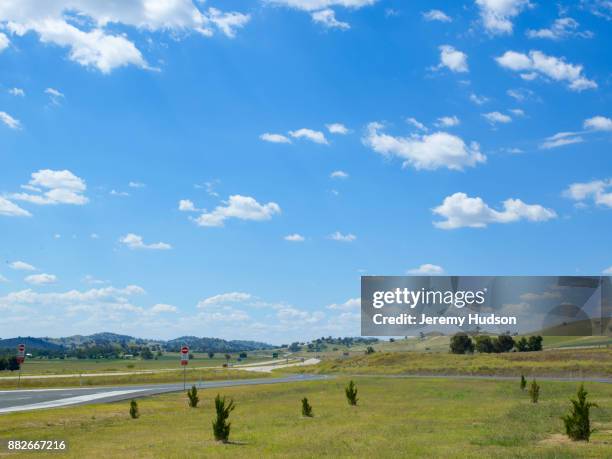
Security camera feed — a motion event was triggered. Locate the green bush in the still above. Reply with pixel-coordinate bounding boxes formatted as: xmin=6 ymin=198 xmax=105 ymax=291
xmin=450 ymin=333 xmax=474 ymax=354
xmin=365 ymin=346 xmax=375 ymax=355
xmin=129 ymin=399 xmax=139 ymax=419
xmin=529 ymin=380 xmax=540 ymax=403
xmin=345 ymin=380 xmax=358 ymax=406
xmin=562 ymin=384 xmax=598 ymax=442
xmin=301 ymin=397 xmax=313 ymax=417
xmin=520 ymin=374 xmax=527 ymax=391
xmin=212 ymin=394 xmax=235 ymax=443
xmin=475 ymin=336 xmax=494 ymax=353
xmin=187 ymin=385 xmax=199 ymax=408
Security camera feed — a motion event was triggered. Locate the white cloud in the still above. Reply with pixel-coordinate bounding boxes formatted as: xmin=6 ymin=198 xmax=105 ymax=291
xmin=526 ymin=17 xmax=592 ymax=40
xmin=25 ymin=273 xmax=57 ymax=285
xmin=329 ymin=231 xmax=356 ymax=242
xmin=563 ymin=179 xmax=612 ymax=208
xmin=0 ymin=274 xmax=8 ymax=283
xmin=198 ymin=292 xmax=252 ymax=307
xmin=128 ymin=181 xmax=145 ymax=188
xmin=8 ymin=88 xmax=24 ymax=97
xmin=330 ymin=170 xmax=349 ymax=179
xmin=0 ymin=32 xmax=9 ymax=51
xmin=0 ymin=1 xmax=250 ymax=73
xmin=311 ymin=9 xmax=349 ymax=29
xmin=194 ymin=195 xmax=281 ymax=227
xmin=407 ymin=264 xmax=445 ymax=275
xmin=423 ymin=9 xmax=451 ymax=22
xmin=0 ymin=197 xmax=31 ymax=217
xmin=509 ymin=108 xmax=525 ymax=117
xmin=82 ymin=275 xmax=107 ymax=285
xmin=584 ymin=116 xmax=612 ymax=131
xmin=150 ymin=303 xmax=177 ymax=313
xmin=363 ymin=122 xmax=486 ymax=171
xmin=495 ymin=50 xmax=597 ymax=91
xmin=110 ymin=189 xmax=129 ymax=197
xmin=0 ymin=111 xmax=21 ymax=129
xmin=12 ymin=169 xmax=88 ymax=205
xmin=9 ymin=261 xmax=36 ymax=271
xmin=119 ymin=233 xmax=172 ymax=250
xmin=276 ymin=306 xmax=324 ymax=324
xmin=469 ymin=93 xmax=489 ymax=105
xmin=483 ymin=111 xmax=512 ymax=124
xmin=326 ymin=123 xmax=349 ymax=134
xmin=178 ymin=199 xmax=198 ymax=212
xmin=45 ymin=87 xmax=64 ymax=105
xmin=436 ymin=45 xmax=468 ymax=73
xmin=475 ymin=0 xmax=531 ymax=35
xmin=406 ymin=117 xmax=428 ymax=131
xmin=604 ymin=267 xmax=612 ymax=275
xmin=506 ymin=88 xmax=533 ymax=101
xmin=288 ymin=128 xmax=329 ymax=144
xmin=284 ymin=233 xmax=305 ymax=242
xmin=260 ymin=133 xmax=292 ymax=144
xmin=327 ymin=297 xmax=360 ymax=310
xmin=433 ymin=192 xmax=557 ymax=229
xmin=540 ymin=131 xmax=584 ymax=149
xmin=436 ymin=116 xmax=460 ymax=127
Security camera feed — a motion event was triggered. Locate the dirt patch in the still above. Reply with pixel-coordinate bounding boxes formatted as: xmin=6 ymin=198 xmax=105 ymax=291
xmin=539 ymin=434 xmax=583 ymax=446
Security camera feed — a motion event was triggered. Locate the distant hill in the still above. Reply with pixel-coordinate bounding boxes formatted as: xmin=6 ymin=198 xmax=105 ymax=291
xmin=0 ymin=332 xmax=273 ymax=354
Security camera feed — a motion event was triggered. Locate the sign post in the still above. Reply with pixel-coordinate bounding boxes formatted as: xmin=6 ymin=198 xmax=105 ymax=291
xmin=16 ymin=344 xmax=25 ymax=388
xmin=180 ymin=345 xmax=189 ymax=390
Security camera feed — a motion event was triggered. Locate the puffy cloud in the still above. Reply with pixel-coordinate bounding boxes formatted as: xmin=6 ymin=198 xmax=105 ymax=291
xmin=526 ymin=17 xmax=592 ymax=40
xmin=260 ymin=133 xmax=292 ymax=143
xmin=45 ymin=87 xmax=64 ymax=105
xmin=0 ymin=32 xmax=9 ymax=51
xmin=110 ymin=189 xmax=129 ymax=197
xmin=0 ymin=274 xmax=8 ymax=283
xmin=469 ymin=93 xmax=489 ymax=105
xmin=407 ymin=264 xmax=445 ymax=275
xmin=330 ymin=170 xmax=349 ymax=179
xmin=506 ymin=88 xmax=534 ymax=101
xmin=0 ymin=197 xmax=31 ymax=217
xmin=284 ymin=233 xmax=305 ymax=242
xmin=329 ymin=231 xmax=356 ymax=242
xmin=9 ymin=261 xmax=36 ymax=271
xmin=128 ymin=181 xmax=145 ymax=188
xmin=25 ymin=273 xmax=57 ymax=285
xmin=11 ymin=169 xmax=88 ymax=206
xmin=406 ymin=117 xmax=428 ymax=131
xmin=276 ymin=306 xmax=324 ymax=324
xmin=475 ymin=0 xmax=531 ymax=35
xmin=198 ymin=292 xmax=252 ymax=307
xmin=0 ymin=1 xmax=250 ymax=73
xmin=0 ymin=111 xmax=21 ymax=129
xmin=584 ymin=116 xmax=612 ymax=131
xmin=178 ymin=199 xmax=197 ymax=212
xmin=150 ymin=303 xmax=177 ymax=313
xmin=265 ymin=0 xmax=377 ymax=9
xmin=311 ymin=9 xmax=349 ymax=29
xmin=483 ymin=111 xmax=512 ymax=124
xmin=327 ymin=297 xmax=360 ymax=310
xmin=433 ymin=192 xmax=557 ymax=229
xmin=8 ymin=88 xmax=24 ymax=97
xmin=194 ymin=195 xmax=281 ymax=227
xmin=326 ymin=123 xmax=349 ymax=134
xmin=509 ymin=108 xmax=525 ymax=117
xmin=288 ymin=128 xmax=329 ymax=144
xmin=436 ymin=45 xmax=468 ymax=73
xmin=495 ymin=50 xmax=597 ymax=91
xmin=119 ymin=233 xmax=172 ymax=250
xmin=363 ymin=122 xmax=486 ymax=171
xmin=423 ymin=9 xmax=451 ymax=22
xmin=436 ymin=116 xmax=460 ymax=127
xmin=563 ymin=179 xmax=612 ymax=208
xmin=604 ymin=267 xmax=612 ymax=275
xmin=540 ymin=131 xmax=584 ymax=149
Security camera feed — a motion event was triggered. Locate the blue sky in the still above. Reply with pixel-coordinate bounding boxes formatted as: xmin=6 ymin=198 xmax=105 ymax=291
xmin=0 ymin=0 xmax=611 ymax=343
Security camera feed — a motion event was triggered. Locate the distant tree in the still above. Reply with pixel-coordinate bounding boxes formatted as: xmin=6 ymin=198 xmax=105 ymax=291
xmin=212 ymin=394 xmax=235 ymax=443
xmin=0 ymin=357 xmax=7 ymax=371
xmin=7 ymin=356 xmax=20 ymax=371
xmin=140 ymin=347 xmax=154 ymax=360
xmin=493 ymin=335 xmax=515 ymax=353
xmin=450 ymin=333 xmax=474 ymax=354
xmin=288 ymin=342 xmax=301 ymax=352
xmin=520 ymin=374 xmax=527 ymax=391
xmin=527 ymin=335 xmax=543 ymax=352
xmin=187 ymin=385 xmax=199 ymax=408
xmin=419 ymin=332 xmax=425 ymax=340
xmin=475 ymin=336 xmax=494 ymax=353
xmin=365 ymin=346 xmax=375 ymax=355
xmin=208 ymin=352 xmax=215 ymax=359
xmin=516 ymin=337 xmax=529 ymax=352
xmin=272 ymin=352 xmax=279 ymax=359
xmin=239 ymin=352 xmax=247 ymax=359
xmin=529 ymin=380 xmax=540 ymax=403
xmin=189 ymin=353 xmax=194 ymax=360
xmin=129 ymin=399 xmax=139 ymax=419
xmin=345 ymin=380 xmax=358 ymax=406
xmin=563 ymin=384 xmax=598 ymax=442
xmin=389 ymin=338 xmax=395 ymax=343
xmin=301 ymin=397 xmax=313 ymax=417
xmin=224 ymin=354 xmax=231 ymax=363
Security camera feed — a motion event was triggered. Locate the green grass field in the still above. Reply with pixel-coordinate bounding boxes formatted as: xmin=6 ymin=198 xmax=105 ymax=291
xmin=1 ymin=377 xmax=610 ymax=458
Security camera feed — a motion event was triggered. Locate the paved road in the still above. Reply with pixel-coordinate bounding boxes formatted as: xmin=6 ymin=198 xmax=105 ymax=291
xmin=0 ymin=374 xmax=330 ymax=414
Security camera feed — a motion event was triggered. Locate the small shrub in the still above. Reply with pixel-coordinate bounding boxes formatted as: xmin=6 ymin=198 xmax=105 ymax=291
xmin=562 ymin=384 xmax=598 ymax=442
xmin=212 ymin=394 xmax=235 ymax=443
xmin=529 ymin=380 xmax=540 ymax=403
xmin=345 ymin=380 xmax=358 ymax=406
xmin=365 ymin=346 xmax=375 ymax=355
xmin=450 ymin=333 xmax=474 ymax=354
xmin=187 ymin=385 xmax=199 ymax=408
xmin=301 ymin=397 xmax=313 ymax=417
xmin=520 ymin=374 xmax=527 ymax=391
xmin=126 ymin=363 xmax=135 ymax=369
xmin=129 ymin=399 xmax=139 ymax=419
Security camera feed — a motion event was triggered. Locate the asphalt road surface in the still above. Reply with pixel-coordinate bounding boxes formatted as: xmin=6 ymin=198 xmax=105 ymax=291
xmin=0 ymin=374 xmax=330 ymax=414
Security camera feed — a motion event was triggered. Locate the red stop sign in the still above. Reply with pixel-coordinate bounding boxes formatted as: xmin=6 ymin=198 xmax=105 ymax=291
xmin=18 ymin=344 xmax=25 ymax=353
xmin=181 ymin=346 xmax=189 ymax=355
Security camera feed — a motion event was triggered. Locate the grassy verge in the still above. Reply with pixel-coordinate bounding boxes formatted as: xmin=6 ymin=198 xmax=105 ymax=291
xmin=0 ymin=377 xmax=610 ymax=458
xmin=0 ymin=369 xmax=268 ymax=390
xmin=286 ymin=348 xmax=612 ymax=378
